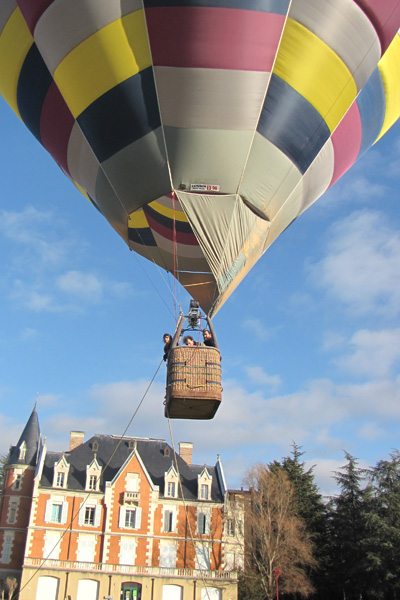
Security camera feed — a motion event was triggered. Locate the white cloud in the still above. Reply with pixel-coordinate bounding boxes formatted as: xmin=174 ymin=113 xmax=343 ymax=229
xmin=241 ymin=318 xmax=273 ymax=340
xmin=56 ymin=270 xmax=132 ymax=304
xmin=356 ymin=422 xmax=386 ymax=441
xmin=56 ymin=271 xmax=104 ymax=302
xmin=20 ymin=327 xmax=37 ymax=341
xmin=0 ymin=207 xmax=71 ymax=270
xmin=336 ymin=328 xmax=400 ymax=378
xmin=310 ymin=210 xmax=400 ymax=317
xmin=245 ymin=366 xmax=282 ymax=390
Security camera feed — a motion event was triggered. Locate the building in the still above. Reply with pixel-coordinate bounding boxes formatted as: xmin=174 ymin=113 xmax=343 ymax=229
xmin=0 ymin=407 xmax=243 ymax=600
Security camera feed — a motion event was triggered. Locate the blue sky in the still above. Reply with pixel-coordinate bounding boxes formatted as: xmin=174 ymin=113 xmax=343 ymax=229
xmin=1 ymin=95 xmax=400 ymax=497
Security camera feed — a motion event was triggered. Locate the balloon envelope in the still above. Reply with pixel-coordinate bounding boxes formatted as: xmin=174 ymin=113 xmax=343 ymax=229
xmin=1 ymin=0 xmax=400 ymax=315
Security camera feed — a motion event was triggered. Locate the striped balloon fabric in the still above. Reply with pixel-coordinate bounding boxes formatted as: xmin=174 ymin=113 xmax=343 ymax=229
xmin=1 ymin=0 xmax=400 ymax=315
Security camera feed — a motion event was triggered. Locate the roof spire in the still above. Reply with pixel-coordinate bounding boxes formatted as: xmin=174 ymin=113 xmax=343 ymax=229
xmin=7 ymin=406 xmax=41 ymax=467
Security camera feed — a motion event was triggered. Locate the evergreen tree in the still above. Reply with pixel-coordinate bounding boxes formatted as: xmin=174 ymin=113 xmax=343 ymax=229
xmin=365 ymin=450 xmax=400 ymax=599
xmin=326 ymin=452 xmax=375 ymax=600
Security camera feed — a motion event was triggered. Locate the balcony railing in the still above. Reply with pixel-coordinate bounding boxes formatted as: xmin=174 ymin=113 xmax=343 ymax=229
xmin=123 ymin=491 xmax=140 ymax=503
xmin=23 ymin=557 xmax=237 ymax=581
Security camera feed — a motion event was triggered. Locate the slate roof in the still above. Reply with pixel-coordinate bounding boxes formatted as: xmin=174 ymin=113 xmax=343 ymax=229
xmin=7 ymin=406 xmax=40 ymax=467
xmin=40 ymin=434 xmax=225 ymax=503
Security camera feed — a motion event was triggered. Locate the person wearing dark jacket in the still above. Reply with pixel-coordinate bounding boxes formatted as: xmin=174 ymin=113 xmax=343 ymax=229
xmin=202 ymin=329 xmax=216 ymax=347
xmin=163 ymin=333 xmax=172 ymax=361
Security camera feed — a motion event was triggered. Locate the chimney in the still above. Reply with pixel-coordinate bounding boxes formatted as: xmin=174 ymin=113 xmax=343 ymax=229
xmin=179 ymin=442 xmax=193 ymax=465
xmin=69 ymin=431 xmax=85 ymax=451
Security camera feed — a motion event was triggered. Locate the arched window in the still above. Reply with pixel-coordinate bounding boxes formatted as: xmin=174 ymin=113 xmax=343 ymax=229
xmin=162 ymin=584 xmax=183 ymax=600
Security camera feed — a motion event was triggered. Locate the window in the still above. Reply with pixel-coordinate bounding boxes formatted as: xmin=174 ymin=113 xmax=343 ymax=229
xmin=88 ymin=475 xmax=97 ymax=491
xmin=43 ymin=531 xmax=62 ymax=560
xmin=159 ymin=542 xmax=177 ymax=568
xmin=119 ymin=506 xmax=142 ymax=530
xmin=13 ymin=475 xmax=22 ymax=490
xmin=51 ymin=503 xmax=63 ymax=524
xmin=84 ymin=506 xmax=95 ymax=526
xmin=201 ymin=588 xmax=221 ymax=600
xmin=76 ymin=534 xmax=96 ymax=562
xmin=126 ymin=473 xmax=140 ymax=492
xmin=78 ymin=503 xmax=101 ymax=527
xmin=18 ymin=442 xmax=26 ymax=462
xmin=8 ymin=501 xmax=17 ymax=524
xmin=167 ymin=482 xmax=176 ymax=497
xmin=56 ymin=472 xmax=65 ymax=488
xmin=227 ymin=518 xmax=235 ymax=536
xmin=45 ymin=499 xmax=68 ymax=524
xmin=197 ymin=512 xmax=210 ymax=535
xmin=164 ymin=510 xmax=174 ymax=533
xmin=125 ymin=509 xmax=136 ymax=529
xmin=200 ymin=484 xmax=209 ymax=500
xmin=120 ymin=538 xmax=136 ymax=566
xmin=195 ymin=543 xmax=210 ymax=570
xmin=1 ymin=534 xmax=13 ymax=564
xmin=197 ymin=468 xmax=212 ymax=500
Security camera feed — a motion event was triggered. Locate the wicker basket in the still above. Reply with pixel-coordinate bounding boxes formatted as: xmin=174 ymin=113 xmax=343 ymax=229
xmin=165 ymin=346 xmax=222 ymax=419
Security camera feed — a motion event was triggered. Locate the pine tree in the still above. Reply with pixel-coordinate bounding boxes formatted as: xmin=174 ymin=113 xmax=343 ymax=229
xmin=326 ymin=452 xmax=375 ymax=600
xmin=365 ymin=450 xmax=400 ymax=599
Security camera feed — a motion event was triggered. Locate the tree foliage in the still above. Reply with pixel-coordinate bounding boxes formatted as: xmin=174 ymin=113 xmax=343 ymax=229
xmin=239 ymin=448 xmax=400 ymax=600
xmin=242 ymin=463 xmax=316 ymax=600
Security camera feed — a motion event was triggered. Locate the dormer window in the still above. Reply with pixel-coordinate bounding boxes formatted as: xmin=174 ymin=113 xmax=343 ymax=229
xmin=18 ymin=442 xmax=26 ymax=463
xmin=86 ymin=457 xmax=102 ymax=492
xmin=92 ymin=441 xmax=99 ymax=452
xmin=198 ymin=467 xmax=212 ymax=501
xmin=89 ymin=475 xmax=97 ymax=491
xmin=164 ymin=465 xmax=178 ymax=498
xmin=53 ymin=455 xmax=70 ymax=489
xmin=200 ymin=484 xmax=209 ymax=500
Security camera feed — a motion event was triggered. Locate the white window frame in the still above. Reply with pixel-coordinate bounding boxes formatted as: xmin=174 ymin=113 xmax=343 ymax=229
xmin=159 ymin=541 xmax=177 ymax=568
xmin=163 ymin=507 xmax=177 ymax=533
xmin=197 ymin=511 xmax=211 ymax=535
xmin=200 ymin=484 xmax=209 ymax=500
xmin=43 ymin=530 xmax=62 ymax=560
xmin=119 ymin=536 xmax=137 ymax=566
xmin=44 ymin=499 xmax=68 ymax=524
xmin=167 ymin=481 xmax=176 ymax=498
xmin=1 ymin=533 xmax=13 ymax=564
xmin=118 ymin=506 xmax=142 ymax=530
xmin=88 ymin=475 xmax=97 ymax=491
xmin=8 ymin=500 xmax=18 ymax=524
xmin=51 ymin=503 xmax=63 ymax=524
xmin=195 ymin=543 xmax=210 ymax=570
xmin=76 ymin=534 xmax=96 ymax=563
xmin=56 ymin=472 xmax=65 ymax=488
xmin=78 ymin=503 xmax=101 ymax=528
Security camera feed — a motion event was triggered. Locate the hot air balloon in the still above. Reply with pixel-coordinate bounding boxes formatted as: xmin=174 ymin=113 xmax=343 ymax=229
xmin=1 ymin=1 xmax=400 ymax=317
xmin=1 ymin=1 xmax=400 ymax=417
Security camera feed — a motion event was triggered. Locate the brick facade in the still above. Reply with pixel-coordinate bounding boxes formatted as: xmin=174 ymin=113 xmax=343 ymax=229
xmin=0 ymin=409 xmax=243 ymax=600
